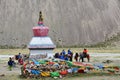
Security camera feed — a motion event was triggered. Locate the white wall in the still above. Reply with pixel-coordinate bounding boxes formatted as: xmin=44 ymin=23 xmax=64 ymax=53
xmin=29 ymin=50 xmax=54 ymax=59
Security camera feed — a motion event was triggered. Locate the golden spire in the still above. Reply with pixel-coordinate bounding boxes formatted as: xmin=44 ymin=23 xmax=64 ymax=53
xmin=39 ymin=11 xmax=43 ymax=22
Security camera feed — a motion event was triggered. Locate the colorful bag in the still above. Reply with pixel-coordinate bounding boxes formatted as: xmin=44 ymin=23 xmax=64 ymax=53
xmin=50 ymin=72 xmax=60 ymax=77
xmin=67 ymin=68 xmax=72 ymax=73
xmin=31 ymin=69 xmax=40 ymax=75
xmin=66 ymin=61 xmax=73 ymax=67
xmin=72 ymin=68 xmax=78 ymax=73
xmin=49 ymin=62 xmax=54 ymax=65
xmin=39 ymin=60 xmax=46 ymax=64
xmin=60 ymin=61 xmax=65 ymax=65
xmin=41 ymin=71 xmax=50 ymax=77
xmin=60 ymin=70 xmax=68 ymax=75
xmin=78 ymin=69 xmax=84 ymax=73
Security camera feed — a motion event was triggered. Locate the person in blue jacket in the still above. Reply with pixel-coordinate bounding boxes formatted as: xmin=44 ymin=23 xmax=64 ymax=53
xmin=59 ymin=52 xmax=64 ymax=60
xmin=62 ymin=49 xmax=66 ymax=55
xmin=64 ymin=55 xmax=68 ymax=61
xmin=8 ymin=57 xmax=14 ymax=71
xmin=68 ymin=49 xmax=72 ymax=55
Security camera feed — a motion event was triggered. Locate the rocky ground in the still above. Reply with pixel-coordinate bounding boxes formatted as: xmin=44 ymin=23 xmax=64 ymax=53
xmin=0 ymin=53 xmax=120 ymax=80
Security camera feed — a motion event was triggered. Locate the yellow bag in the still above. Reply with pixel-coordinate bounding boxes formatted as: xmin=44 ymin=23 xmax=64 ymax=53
xmin=60 ymin=61 xmax=65 ymax=65
xmin=41 ymin=71 xmax=50 ymax=77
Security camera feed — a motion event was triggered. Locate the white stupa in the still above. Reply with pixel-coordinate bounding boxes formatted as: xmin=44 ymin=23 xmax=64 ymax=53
xmin=28 ymin=11 xmax=56 ymax=59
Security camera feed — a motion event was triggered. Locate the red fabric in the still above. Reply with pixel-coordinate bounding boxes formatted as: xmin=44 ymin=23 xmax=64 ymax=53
xmin=19 ymin=58 xmax=23 ymax=65
xmin=114 ymin=67 xmax=119 ymax=71
xmin=78 ymin=69 xmax=84 ymax=73
xmin=49 ymin=62 xmax=54 ymax=65
xmin=23 ymin=63 xmax=27 ymax=70
xmin=60 ymin=70 xmax=68 ymax=75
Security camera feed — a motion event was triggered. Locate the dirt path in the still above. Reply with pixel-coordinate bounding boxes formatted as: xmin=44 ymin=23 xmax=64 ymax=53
xmin=0 ymin=61 xmax=21 ymax=75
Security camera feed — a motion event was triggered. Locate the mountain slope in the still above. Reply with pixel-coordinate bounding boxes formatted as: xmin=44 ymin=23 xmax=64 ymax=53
xmin=0 ymin=0 xmax=120 ymax=47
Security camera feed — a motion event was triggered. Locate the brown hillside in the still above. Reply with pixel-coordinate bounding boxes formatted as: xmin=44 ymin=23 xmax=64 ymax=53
xmin=0 ymin=0 xmax=120 ymax=47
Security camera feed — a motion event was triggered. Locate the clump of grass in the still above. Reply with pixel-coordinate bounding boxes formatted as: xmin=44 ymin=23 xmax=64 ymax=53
xmin=0 ymin=44 xmax=27 ymax=49
xmin=56 ymin=32 xmax=120 ymax=48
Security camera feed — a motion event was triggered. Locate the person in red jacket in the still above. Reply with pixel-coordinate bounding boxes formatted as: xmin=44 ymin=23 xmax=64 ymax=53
xmin=83 ymin=49 xmax=88 ymax=57
xmin=79 ymin=49 xmax=90 ymax=62
xmin=18 ymin=57 xmax=24 ymax=65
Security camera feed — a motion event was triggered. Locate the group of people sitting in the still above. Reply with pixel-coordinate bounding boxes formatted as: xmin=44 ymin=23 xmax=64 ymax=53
xmin=8 ymin=49 xmax=90 ymax=71
xmin=54 ymin=49 xmax=90 ymax=62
